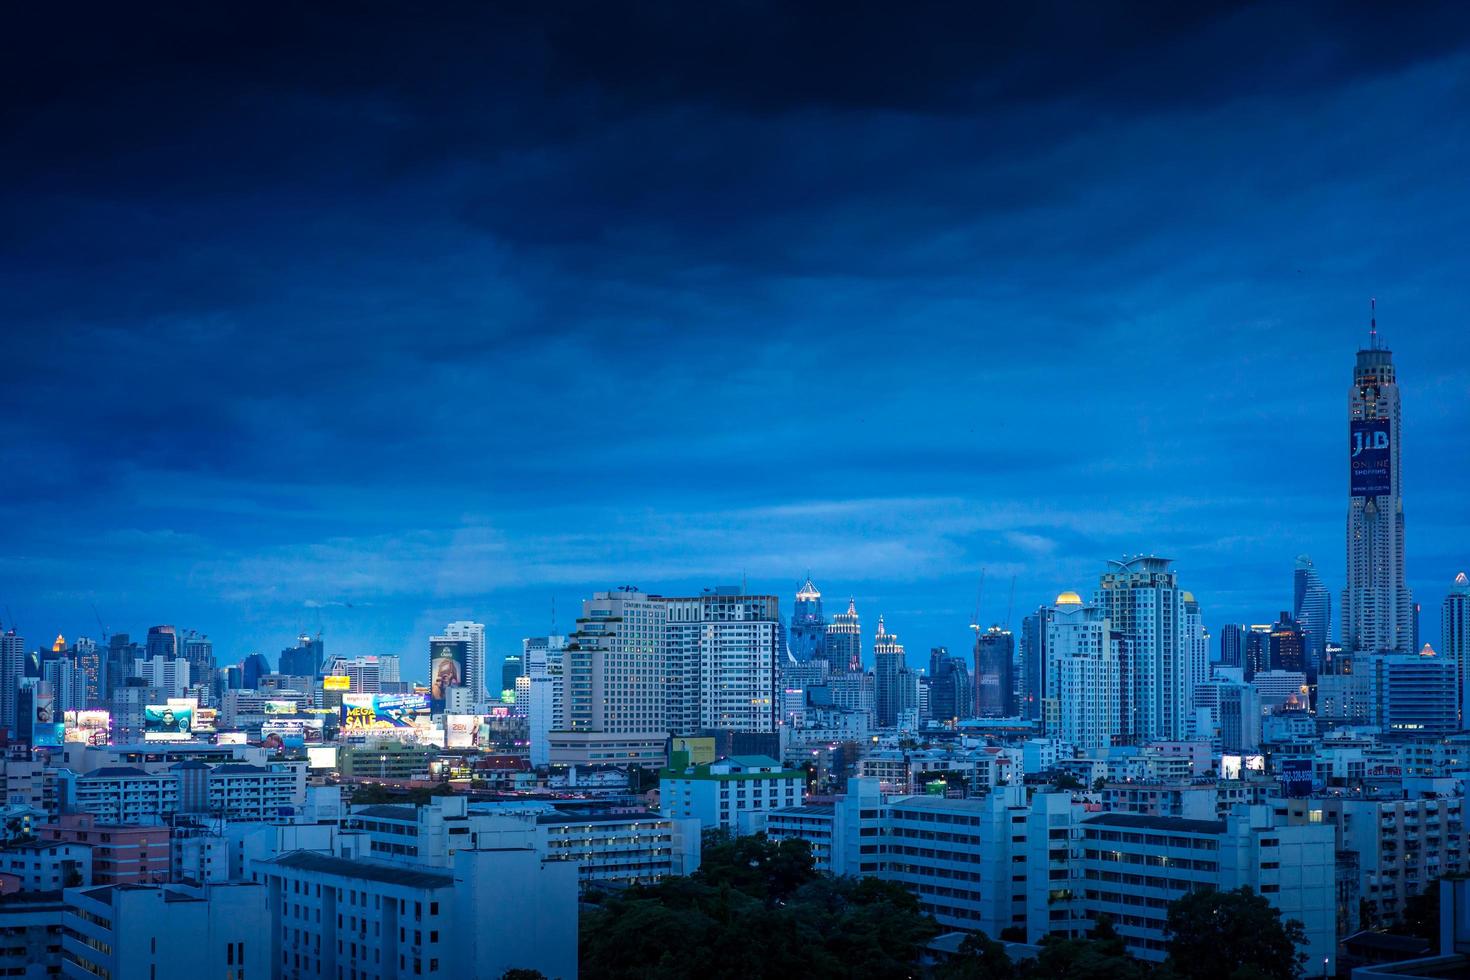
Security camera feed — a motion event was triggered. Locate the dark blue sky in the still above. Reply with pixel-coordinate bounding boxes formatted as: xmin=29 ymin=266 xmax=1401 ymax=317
xmin=3 ymin=3 xmax=1468 ymax=678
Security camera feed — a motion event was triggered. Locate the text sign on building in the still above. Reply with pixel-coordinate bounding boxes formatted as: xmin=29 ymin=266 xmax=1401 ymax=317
xmin=1349 ymin=418 xmax=1391 ymax=496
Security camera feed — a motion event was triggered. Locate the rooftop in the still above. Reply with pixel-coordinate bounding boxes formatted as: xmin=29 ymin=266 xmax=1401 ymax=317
xmin=1083 ymin=812 xmax=1227 ymax=835
xmin=266 ymin=850 xmax=453 ymax=890
xmin=353 ymin=805 xmax=418 ymax=821
xmin=535 ymin=810 xmax=667 ymax=826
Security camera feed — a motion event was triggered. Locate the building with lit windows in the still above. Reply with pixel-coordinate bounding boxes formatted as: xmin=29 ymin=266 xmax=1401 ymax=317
xmin=789 ymin=577 xmax=827 ymax=663
xmin=1094 ymin=557 xmax=1193 ymax=743
xmin=825 ymin=598 xmax=863 ymax=672
xmin=61 ymin=881 xmax=267 ymax=980
xmin=253 ymin=847 xmax=576 ymax=979
xmin=660 ymin=754 xmax=804 ymax=833
xmin=553 ymin=589 xmax=668 ymax=766
xmin=660 ymin=588 xmax=781 ymax=735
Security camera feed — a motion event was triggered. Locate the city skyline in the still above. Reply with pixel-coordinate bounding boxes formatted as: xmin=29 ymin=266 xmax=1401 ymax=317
xmin=4 ymin=5 xmax=1469 ymax=671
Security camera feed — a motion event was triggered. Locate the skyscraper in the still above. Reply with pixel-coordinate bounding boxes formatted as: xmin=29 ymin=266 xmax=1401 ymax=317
xmin=501 ymin=655 xmax=523 ymax=695
xmin=1443 ymin=572 xmax=1470 ymax=726
xmin=1269 ymin=612 xmax=1306 ymax=674
xmin=1243 ymin=625 xmax=1272 ymax=682
xmin=1182 ymin=593 xmax=1208 ymax=700
xmin=279 ymin=633 xmax=324 ymax=677
xmin=0 ymin=628 xmax=24 ymax=736
xmin=826 ymin=598 xmax=862 ymax=672
xmin=973 ymin=625 xmax=1014 ymax=718
xmin=1343 ymin=323 xmax=1413 ymax=655
xmin=1044 ymin=591 xmax=1120 ymax=750
xmin=1218 ymin=623 xmax=1245 ymax=670
xmin=788 ymin=577 xmax=827 ymax=663
xmin=145 ymin=626 xmax=177 ymax=663
xmin=1293 ymin=555 xmax=1331 ymax=675
xmin=926 ymin=647 xmax=972 ymax=723
xmin=1094 ymin=556 xmax=1191 ymax=743
xmin=1019 ymin=607 xmax=1051 ymax=721
xmin=873 ymin=615 xmax=908 ymax=728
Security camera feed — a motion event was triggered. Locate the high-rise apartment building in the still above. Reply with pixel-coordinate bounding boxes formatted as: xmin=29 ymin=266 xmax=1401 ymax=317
xmin=70 ymin=637 xmax=103 ymax=707
xmin=973 ymin=626 xmax=1014 ymax=718
xmin=1182 ymin=593 xmax=1208 ymax=700
xmin=1443 ymin=572 xmax=1470 ymax=727
xmin=826 ymin=598 xmax=862 ymax=671
xmin=1343 ymin=326 xmax=1413 ymax=655
xmin=524 ymin=634 xmax=568 ymax=766
xmin=789 ymin=577 xmax=827 ymax=663
xmin=873 ymin=616 xmax=910 ymax=728
xmin=1094 ymin=556 xmax=1191 ymax=743
xmin=1044 ymin=591 xmax=1119 ymax=750
xmin=661 ymin=589 xmax=781 ymax=734
xmin=1293 ymin=554 xmax=1331 ymax=673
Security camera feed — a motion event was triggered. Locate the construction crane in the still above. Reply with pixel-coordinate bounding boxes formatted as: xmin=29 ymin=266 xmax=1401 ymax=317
xmin=90 ymin=602 xmax=109 ymax=644
xmin=969 ymin=569 xmax=986 ymax=635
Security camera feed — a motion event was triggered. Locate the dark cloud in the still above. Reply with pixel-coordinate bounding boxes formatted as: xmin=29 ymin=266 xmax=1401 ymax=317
xmin=1 ymin=3 xmax=1468 ymax=666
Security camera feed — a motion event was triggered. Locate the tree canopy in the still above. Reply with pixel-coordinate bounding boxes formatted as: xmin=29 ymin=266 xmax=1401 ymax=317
xmin=580 ymin=834 xmax=940 ymax=979
xmin=1164 ymin=886 xmax=1307 ymax=980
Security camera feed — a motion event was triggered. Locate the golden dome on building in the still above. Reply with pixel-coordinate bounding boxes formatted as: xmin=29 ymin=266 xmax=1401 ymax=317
xmin=1055 ymin=590 xmax=1083 ymax=606
xmin=52 ymin=635 xmax=65 ymax=652
xmin=1181 ymin=591 xmax=1196 ymax=603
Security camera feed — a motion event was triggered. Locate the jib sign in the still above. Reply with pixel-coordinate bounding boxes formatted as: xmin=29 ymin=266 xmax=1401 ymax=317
xmin=1350 ymin=419 xmax=1391 ymax=497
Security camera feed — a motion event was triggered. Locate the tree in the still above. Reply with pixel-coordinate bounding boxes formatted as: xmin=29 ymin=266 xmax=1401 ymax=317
xmin=1392 ymin=878 xmax=1443 ymax=944
xmin=1053 ymin=772 xmax=1085 ymax=791
xmin=693 ymin=832 xmax=817 ymax=905
xmin=1022 ymin=917 xmax=1151 ymax=980
xmin=936 ymin=930 xmax=1016 ymax=980
xmin=1164 ymin=887 xmax=1307 ymax=980
xmin=580 ymin=855 xmax=939 ymax=979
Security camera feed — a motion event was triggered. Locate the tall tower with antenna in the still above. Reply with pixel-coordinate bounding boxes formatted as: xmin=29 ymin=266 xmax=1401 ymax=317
xmin=1343 ymin=301 xmax=1413 ymax=656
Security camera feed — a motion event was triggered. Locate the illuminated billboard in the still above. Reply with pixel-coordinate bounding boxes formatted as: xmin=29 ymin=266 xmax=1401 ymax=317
xmin=193 ymin=707 xmax=218 ymax=733
xmin=31 ymin=693 xmax=61 ymax=746
xmin=64 ymin=710 xmax=112 ymax=746
xmin=429 ymin=640 xmax=467 ymax=712
xmin=445 ymin=714 xmax=480 ymax=748
xmin=263 ymin=699 xmax=299 ymax=715
xmin=214 ymin=731 xmax=247 ymax=745
xmin=341 ymin=693 xmax=430 ymax=730
xmin=306 ymin=745 xmax=339 ymax=769
xmin=144 ymin=703 xmax=194 ymax=740
xmin=1350 ymin=418 xmax=1391 ymax=496
xmin=323 ymin=675 xmax=351 ymax=691
xmin=261 ymin=717 xmax=325 ymax=742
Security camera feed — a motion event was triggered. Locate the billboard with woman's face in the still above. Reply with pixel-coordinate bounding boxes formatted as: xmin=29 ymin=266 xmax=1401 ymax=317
xmin=429 ymin=640 xmax=467 ymax=711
